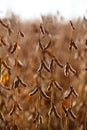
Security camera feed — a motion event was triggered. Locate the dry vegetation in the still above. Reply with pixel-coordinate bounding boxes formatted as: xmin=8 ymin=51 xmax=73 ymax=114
xmin=0 ymin=14 xmax=87 ymax=130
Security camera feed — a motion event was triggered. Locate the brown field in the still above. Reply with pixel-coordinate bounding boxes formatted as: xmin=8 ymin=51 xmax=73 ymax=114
xmin=0 ymin=14 xmax=87 ymax=130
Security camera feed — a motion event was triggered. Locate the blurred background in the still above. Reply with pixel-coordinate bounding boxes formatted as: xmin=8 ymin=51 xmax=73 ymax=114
xmin=0 ymin=0 xmax=87 ymax=20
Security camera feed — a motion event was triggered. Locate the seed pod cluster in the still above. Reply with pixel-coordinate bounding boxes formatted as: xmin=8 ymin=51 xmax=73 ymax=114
xmin=48 ymin=104 xmax=61 ymax=119
xmin=12 ymin=76 xmax=27 ymax=89
xmin=69 ymin=40 xmax=78 ymax=50
xmin=39 ymin=38 xmax=51 ymax=51
xmin=29 ymin=86 xmax=50 ymax=100
xmin=37 ymin=59 xmax=50 ymax=72
xmin=64 ymin=62 xmax=76 ymax=77
xmin=9 ymin=102 xmax=23 ymax=116
xmin=62 ymin=104 xmax=76 ymax=119
xmin=33 ymin=111 xmax=43 ymax=125
xmin=64 ymin=86 xmax=78 ymax=99
xmin=47 ymin=80 xmax=63 ymax=91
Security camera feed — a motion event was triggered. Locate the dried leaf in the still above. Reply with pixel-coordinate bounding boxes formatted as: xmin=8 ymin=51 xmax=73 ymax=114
xmin=62 ymin=98 xmax=71 ymax=108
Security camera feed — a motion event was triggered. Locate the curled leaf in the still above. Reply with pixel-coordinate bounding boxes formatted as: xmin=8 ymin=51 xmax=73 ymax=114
xmin=69 ymin=40 xmax=78 ymax=50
